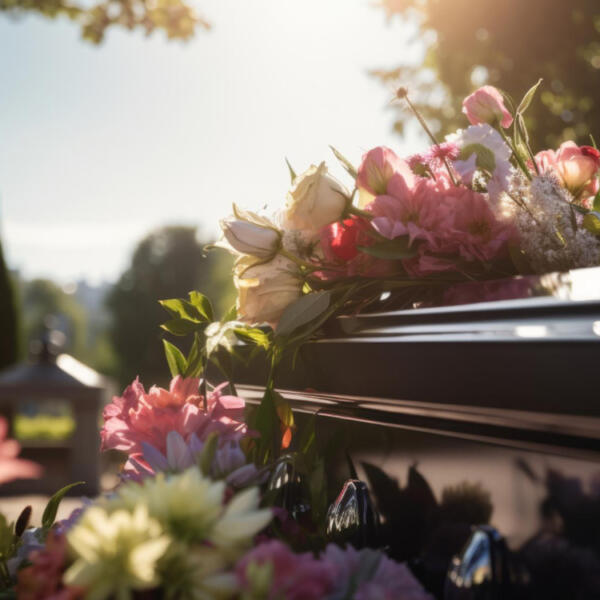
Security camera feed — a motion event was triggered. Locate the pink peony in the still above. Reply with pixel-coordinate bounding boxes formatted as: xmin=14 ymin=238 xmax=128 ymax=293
xmin=322 ymin=544 xmax=433 ymax=600
xmin=535 ymin=142 xmax=600 ymax=206
xmin=462 ymin=85 xmax=513 ymax=129
xmin=100 ymin=376 xmax=248 ymax=460
xmin=236 ymin=540 xmax=336 ymax=600
xmin=0 ymin=416 xmax=41 ymax=485
xmin=357 ymin=147 xmax=415 ymax=197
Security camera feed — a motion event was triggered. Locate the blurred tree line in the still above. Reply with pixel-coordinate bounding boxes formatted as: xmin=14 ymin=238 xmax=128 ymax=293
xmin=374 ymin=0 xmax=600 ymax=148
xmin=0 ymin=0 xmax=208 ymax=43
xmin=0 ymin=226 xmax=234 ymax=389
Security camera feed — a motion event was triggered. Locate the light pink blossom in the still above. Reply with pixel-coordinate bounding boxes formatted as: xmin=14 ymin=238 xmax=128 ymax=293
xmin=462 ymin=85 xmax=513 ymax=129
xmin=357 ymin=147 xmax=415 ymax=197
xmin=236 ymin=540 xmax=336 ymax=600
xmin=100 ymin=376 xmax=248 ymax=459
xmin=535 ymin=142 xmax=600 ymax=206
xmin=0 ymin=417 xmax=41 ymax=485
xmin=322 ymin=544 xmax=433 ymax=600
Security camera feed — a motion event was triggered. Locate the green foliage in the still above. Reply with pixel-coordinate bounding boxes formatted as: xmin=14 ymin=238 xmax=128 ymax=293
xmin=0 ymin=0 xmax=210 ymax=44
xmin=374 ymin=0 xmax=600 ymax=148
xmin=106 ymin=226 xmax=235 ymax=387
xmin=41 ymin=482 xmax=84 ymax=530
xmin=0 ymin=240 xmax=18 ymax=371
xmin=357 ymin=236 xmax=418 ymax=260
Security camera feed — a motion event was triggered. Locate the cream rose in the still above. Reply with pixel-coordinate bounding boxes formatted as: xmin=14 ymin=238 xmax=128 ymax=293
xmin=282 ymin=162 xmax=349 ymax=238
xmin=235 ymin=255 xmax=302 ymax=325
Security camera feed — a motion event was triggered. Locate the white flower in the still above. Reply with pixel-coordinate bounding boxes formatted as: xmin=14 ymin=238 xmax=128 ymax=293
xmin=446 ymin=124 xmax=513 ymax=202
xmin=220 ymin=218 xmax=281 ymax=260
xmin=64 ymin=504 xmax=171 ymax=600
xmin=235 ymin=255 xmax=302 ymax=325
xmin=282 ymin=162 xmax=349 ymax=238
xmin=209 ymin=486 xmax=272 ymax=551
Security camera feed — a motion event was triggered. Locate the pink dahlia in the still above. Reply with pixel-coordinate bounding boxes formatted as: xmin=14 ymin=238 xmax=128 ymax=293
xmin=236 ymin=540 xmax=336 ymax=600
xmin=0 ymin=416 xmax=41 ymax=485
xmin=100 ymin=376 xmax=248 ymax=459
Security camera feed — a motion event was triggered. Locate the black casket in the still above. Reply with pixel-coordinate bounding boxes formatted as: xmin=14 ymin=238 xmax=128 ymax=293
xmin=235 ymin=266 xmax=600 ymax=599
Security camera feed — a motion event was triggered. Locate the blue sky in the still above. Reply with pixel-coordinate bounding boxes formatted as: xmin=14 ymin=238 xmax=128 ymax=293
xmin=0 ymin=0 xmax=422 ymax=283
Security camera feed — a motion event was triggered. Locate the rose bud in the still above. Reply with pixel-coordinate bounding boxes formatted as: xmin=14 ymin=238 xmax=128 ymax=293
xmin=462 ymin=85 xmax=513 ymax=129
xmin=220 ymin=218 xmax=281 ymax=259
xmin=283 ymin=162 xmax=349 ymax=238
xmin=356 ymin=146 xmax=415 ymax=207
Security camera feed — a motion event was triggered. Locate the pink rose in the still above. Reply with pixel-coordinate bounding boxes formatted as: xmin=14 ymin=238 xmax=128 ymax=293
xmin=462 ymin=85 xmax=513 ymax=129
xmin=357 ymin=146 xmax=415 ymax=201
xmin=535 ymin=142 xmax=600 ymax=206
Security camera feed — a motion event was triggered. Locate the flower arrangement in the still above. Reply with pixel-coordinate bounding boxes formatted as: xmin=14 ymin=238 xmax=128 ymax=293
xmin=3 ymin=80 xmax=600 ymax=599
xmin=216 ymin=81 xmax=600 ymax=327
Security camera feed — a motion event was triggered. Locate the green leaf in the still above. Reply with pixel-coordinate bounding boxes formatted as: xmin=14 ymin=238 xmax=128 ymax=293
xmin=329 ymin=145 xmax=358 ymax=179
xmin=458 ymin=143 xmax=496 ymax=174
xmin=516 ymin=78 xmax=543 ymax=116
xmin=42 ymin=482 xmax=84 ymax=530
xmin=590 ymin=134 xmax=597 ymax=150
xmin=583 ymin=211 xmax=600 ymax=236
xmin=285 ymin=157 xmax=297 ymax=182
xmin=183 ymin=333 xmax=204 ymax=378
xmin=198 ymin=432 xmax=219 ymax=476
xmin=233 ymin=326 xmax=271 ymax=350
xmin=159 ymin=298 xmax=205 ymax=322
xmin=594 ymin=190 xmax=600 ymax=212
xmin=276 ymin=291 xmax=331 ymax=337
xmin=273 ymin=391 xmax=294 ymax=429
xmin=160 ymin=318 xmax=200 ymax=336
xmin=250 ymin=388 xmax=279 ymax=464
xmin=163 ymin=339 xmax=187 ymax=377
xmin=188 ymin=291 xmax=214 ymax=321
xmin=357 ymin=236 xmax=417 ymax=260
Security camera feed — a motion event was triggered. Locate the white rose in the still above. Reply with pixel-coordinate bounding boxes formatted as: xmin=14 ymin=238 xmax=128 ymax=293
xmin=283 ymin=162 xmax=349 ymax=238
xmin=220 ymin=218 xmax=281 ymax=259
xmin=235 ymin=255 xmax=302 ymax=325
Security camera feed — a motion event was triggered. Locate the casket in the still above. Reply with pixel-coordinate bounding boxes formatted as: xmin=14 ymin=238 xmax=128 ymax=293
xmin=235 ymin=266 xmax=600 ymax=599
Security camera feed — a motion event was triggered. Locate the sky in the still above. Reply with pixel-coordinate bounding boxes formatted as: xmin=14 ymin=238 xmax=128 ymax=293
xmin=0 ymin=0 xmax=423 ymax=284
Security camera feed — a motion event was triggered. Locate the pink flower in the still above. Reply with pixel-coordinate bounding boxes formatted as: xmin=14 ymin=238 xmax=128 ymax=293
xmin=0 ymin=417 xmax=41 ymax=485
xmin=100 ymin=376 xmax=248 ymax=460
xmin=357 ymin=147 xmax=415 ymax=197
xmin=535 ymin=142 xmax=600 ymax=206
xmin=17 ymin=532 xmax=81 ymax=600
xmin=322 ymin=544 xmax=433 ymax=600
xmin=236 ymin=540 xmax=336 ymax=600
xmin=449 ymin=187 xmax=515 ymax=262
xmin=462 ymin=85 xmax=513 ymax=129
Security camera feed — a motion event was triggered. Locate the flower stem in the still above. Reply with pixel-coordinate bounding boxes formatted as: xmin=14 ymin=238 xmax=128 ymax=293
xmin=499 ymin=127 xmax=532 ymax=180
xmin=400 ymin=90 xmax=459 ymax=187
xmin=346 ymin=204 xmax=373 ymax=219
xmin=279 ymin=248 xmax=320 ymax=272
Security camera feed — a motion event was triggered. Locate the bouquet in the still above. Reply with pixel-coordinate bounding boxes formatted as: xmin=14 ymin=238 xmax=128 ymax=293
xmin=3 ymin=80 xmax=600 ymax=600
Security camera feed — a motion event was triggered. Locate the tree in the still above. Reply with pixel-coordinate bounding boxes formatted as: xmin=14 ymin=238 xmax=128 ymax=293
xmin=373 ymin=0 xmax=600 ymax=148
xmin=0 ymin=0 xmax=209 ymax=43
xmin=0 ymin=240 xmax=18 ymax=370
xmin=19 ymin=278 xmax=87 ymax=357
xmin=106 ymin=225 xmax=235 ymax=387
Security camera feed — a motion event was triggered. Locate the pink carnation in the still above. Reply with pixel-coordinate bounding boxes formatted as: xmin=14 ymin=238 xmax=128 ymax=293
xmin=462 ymin=85 xmax=513 ymax=129
xmin=100 ymin=376 xmax=248 ymax=460
xmin=236 ymin=540 xmax=336 ymax=600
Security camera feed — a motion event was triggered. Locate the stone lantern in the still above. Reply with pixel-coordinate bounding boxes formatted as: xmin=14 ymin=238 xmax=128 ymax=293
xmin=0 ymin=330 xmax=111 ymax=496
